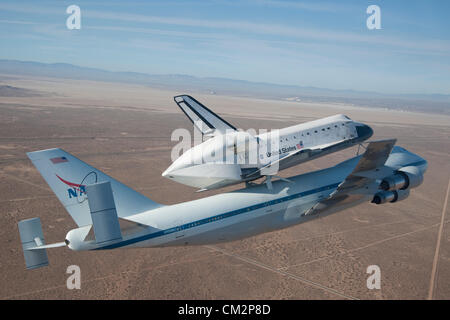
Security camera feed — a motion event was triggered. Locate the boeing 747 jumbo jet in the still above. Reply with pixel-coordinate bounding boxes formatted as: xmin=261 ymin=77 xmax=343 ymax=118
xmin=162 ymin=95 xmax=373 ymax=191
xmin=18 ymin=139 xmax=426 ymax=269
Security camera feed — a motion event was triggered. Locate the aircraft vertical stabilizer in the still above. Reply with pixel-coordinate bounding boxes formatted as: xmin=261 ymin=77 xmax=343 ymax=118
xmin=27 ymin=148 xmax=163 ymax=227
xmin=18 ymin=218 xmax=49 ymax=270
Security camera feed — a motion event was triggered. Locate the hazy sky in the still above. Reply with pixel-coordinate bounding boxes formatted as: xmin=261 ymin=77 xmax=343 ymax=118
xmin=0 ymin=0 xmax=449 ymax=94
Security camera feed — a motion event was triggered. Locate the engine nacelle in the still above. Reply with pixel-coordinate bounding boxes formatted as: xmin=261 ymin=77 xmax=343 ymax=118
xmin=372 ymin=189 xmax=410 ymax=205
xmin=397 ymin=166 xmax=423 ymax=189
xmin=379 ymin=166 xmax=423 ymax=191
xmin=379 ymin=173 xmax=407 ymax=191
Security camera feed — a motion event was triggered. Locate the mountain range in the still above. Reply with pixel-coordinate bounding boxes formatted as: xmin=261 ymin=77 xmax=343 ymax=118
xmin=0 ymin=59 xmax=449 ymax=114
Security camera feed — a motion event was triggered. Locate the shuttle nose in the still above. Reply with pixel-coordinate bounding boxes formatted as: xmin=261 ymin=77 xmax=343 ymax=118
xmin=162 ymin=165 xmax=175 ymax=178
xmin=355 ymin=124 xmax=373 ymax=140
xmin=162 ymin=146 xmax=199 ymax=179
xmin=162 ymin=153 xmax=190 ymax=178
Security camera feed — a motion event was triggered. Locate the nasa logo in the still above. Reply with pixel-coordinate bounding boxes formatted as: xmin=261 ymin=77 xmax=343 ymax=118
xmin=55 ymin=174 xmax=86 ymax=198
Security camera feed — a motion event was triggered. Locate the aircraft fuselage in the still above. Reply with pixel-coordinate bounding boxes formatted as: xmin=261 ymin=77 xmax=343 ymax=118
xmin=66 ymin=146 xmax=426 ymax=251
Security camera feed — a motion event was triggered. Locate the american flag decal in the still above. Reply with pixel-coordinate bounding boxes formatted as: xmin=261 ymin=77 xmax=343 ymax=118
xmin=296 ymin=141 xmax=304 ymax=149
xmin=50 ymin=156 xmax=68 ymax=164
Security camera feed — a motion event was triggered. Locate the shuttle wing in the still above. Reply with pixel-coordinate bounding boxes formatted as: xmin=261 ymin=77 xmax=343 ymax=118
xmin=245 ymin=139 xmax=354 ymax=179
xmin=305 ymin=139 xmax=397 ymax=216
xmin=245 ymin=147 xmax=322 ymax=178
xmin=174 ymin=95 xmax=236 ymax=137
xmin=309 ymin=139 xmax=348 ymax=151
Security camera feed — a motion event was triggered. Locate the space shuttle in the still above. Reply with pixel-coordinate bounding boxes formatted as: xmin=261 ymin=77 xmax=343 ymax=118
xmin=162 ymin=95 xmax=373 ymax=191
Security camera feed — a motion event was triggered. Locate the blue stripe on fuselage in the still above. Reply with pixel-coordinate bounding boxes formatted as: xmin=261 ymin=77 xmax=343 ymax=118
xmin=95 ymin=159 xmax=426 ymax=250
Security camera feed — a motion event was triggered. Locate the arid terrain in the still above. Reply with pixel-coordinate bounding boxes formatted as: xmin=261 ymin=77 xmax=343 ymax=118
xmin=0 ymin=75 xmax=449 ymax=299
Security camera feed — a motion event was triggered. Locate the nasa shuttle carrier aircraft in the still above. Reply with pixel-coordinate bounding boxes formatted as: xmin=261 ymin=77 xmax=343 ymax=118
xmin=18 ymin=139 xmax=426 ymax=269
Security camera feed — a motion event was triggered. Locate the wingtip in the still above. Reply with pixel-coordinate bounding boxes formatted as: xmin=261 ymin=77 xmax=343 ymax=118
xmin=26 ymin=148 xmax=62 ymax=160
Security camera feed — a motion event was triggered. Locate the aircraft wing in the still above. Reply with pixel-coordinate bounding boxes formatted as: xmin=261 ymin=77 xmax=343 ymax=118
xmin=245 ymin=139 xmax=355 ymax=179
xmin=309 ymin=139 xmax=348 ymax=151
xmin=174 ymin=95 xmax=236 ymax=137
xmin=245 ymin=147 xmax=322 ymax=178
xmin=304 ymin=139 xmax=397 ymax=216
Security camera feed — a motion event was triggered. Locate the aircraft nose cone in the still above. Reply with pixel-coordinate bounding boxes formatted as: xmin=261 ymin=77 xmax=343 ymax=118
xmin=162 ymin=160 xmax=182 ymax=178
xmin=162 ymin=167 xmax=173 ymax=178
xmin=356 ymin=124 xmax=373 ymax=140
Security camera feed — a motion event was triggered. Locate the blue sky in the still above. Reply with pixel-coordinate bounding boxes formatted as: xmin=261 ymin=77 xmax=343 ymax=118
xmin=0 ymin=0 xmax=449 ymax=94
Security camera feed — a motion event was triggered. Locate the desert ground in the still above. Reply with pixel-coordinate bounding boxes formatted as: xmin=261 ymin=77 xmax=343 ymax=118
xmin=0 ymin=75 xmax=449 ymax=299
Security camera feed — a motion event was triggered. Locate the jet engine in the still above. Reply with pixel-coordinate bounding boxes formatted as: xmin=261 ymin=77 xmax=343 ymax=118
xmin=372 ymin=189 xmax=410 ymax=205
xmin=379 ymin=166 xmax=423 ymax=191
